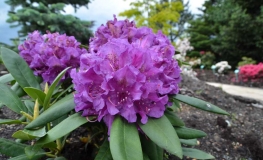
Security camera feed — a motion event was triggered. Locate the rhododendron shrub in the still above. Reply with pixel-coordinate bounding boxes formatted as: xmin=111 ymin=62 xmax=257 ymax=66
xmin=239 ymin=63 xmax=263 ymax=82
xmin=18 ymin=31 xmax=87 ymax=84
xmin=71 ymin=17 xmax=181 ymax=131
xmin=0 ymin=16 xmax=229 ymax=160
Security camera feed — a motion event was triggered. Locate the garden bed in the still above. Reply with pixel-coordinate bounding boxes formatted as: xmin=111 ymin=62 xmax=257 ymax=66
xmin=1 ymin=72 xmax=263 ymax=160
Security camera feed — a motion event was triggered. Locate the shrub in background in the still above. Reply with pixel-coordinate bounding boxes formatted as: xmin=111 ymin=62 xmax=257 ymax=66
xmin=237 ymin=56 xmax=256 ymax=67
xmin=200 ymin=51 xmax=215 ymax=69
xmin=239 ymin=63 xmax=263 ymax=82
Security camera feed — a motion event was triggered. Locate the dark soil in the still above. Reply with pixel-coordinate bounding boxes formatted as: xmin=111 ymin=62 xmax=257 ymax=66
xmin=1 ymin=70 xmax=263 ymax=160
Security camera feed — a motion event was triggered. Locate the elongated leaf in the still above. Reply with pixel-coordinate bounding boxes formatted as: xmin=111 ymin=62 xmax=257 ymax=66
xmin=1 ymin=47 xmax=41 ymax=89
xmin=139 ymin=116 xmax=182 ymax=159
xmin=0 ymin=138 xmax=28 ymax=157
xmin=11 ymin=82 xmax=26 ymax=97
xmin=0 ymin=119 xmax=22 ymax=125
xmin=43 ymin=67 xmax=70 ymax=110
xmin=173 ymin=94 xmax=229 ymax=115
xmin=95 ymin=139 xmax=113 ymax=160
xmin=140 ymin=134 xmax=163 ymax=160
xmin=25 ymin=94 xmax=74 ymax=129
xmin=164 ymin=110 xmax=184 ymax=127
xmin=110 ymin=116 xmax=143 ymax=160
xmin=36 ymin=113 xmax=87 ymax=145
xmin=25 ymin=146 xmax=45 ymax=159
xmin=24 ymin=100 xmax=34 ymax=115
xmin=46 ymin=157 xmax=67 ymax=160
xmin=179 ymin=139 xmax=198 ymax=146
xmin=24 ymin=87 xmax=46 ymax=105
xmin=12 ymin=127 xmax=46 ymax=140
xmin=0 ymin=83 xmax=27 ymax=114
xmin=169 ymin=99 xmax=181 ymax=111
xmin=174 ymin=127 xmax=206 ymax=139
xmin=8 ymin=153 xmax=46 ymax=160
xmin=143 ymin=153 xmax=150 ymax=160
xmin=182 ymin=148 xmax=215 ymax=159
xmin=0 ymin=73 xmax=14 ymax=83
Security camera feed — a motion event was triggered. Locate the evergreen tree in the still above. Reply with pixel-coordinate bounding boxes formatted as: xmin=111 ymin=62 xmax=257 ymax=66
xmin=5 ymin=0 xmax=94 ymax=44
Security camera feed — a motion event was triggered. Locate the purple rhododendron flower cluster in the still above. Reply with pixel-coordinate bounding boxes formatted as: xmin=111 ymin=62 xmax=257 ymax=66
xmin=18 ymin=31 xmax=87 ymax=84
xmin=71 ymin=16 xmax=181 ymax=132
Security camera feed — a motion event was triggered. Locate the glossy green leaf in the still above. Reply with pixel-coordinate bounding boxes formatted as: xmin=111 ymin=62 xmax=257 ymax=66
xmin=179 ymin=139 xmax=198 ymax=146
xmin=43 ymin=67 xmax=70 ymax=110
xmin=1 ymin=47 xmax=41 ymax=89
xmin=25 ymin=145 xmax=45 ymax=159
xmin=36 ymin=113 xmax=87 ymax=145
xmin=169 ymin=99 xmax=181 ymax=111
xmin=0 ymin=119 xmax=22 ymax=125
xmin=8 ymin=153 xmax=46 ymax=160
xmin=0 ymin=83 xmax=27 ymax=114
xmin=11 ymin=82 xmax=26 ymax=97
xmin=46 ymin=157 xmax=67 ymax=160
xmin=110 ymin=116 xmax=143 ymax=160
xmin=25 ymin=94 xmax=74 ymax=129
xmin=12 ymin=127 xmax=46 ymax=140
xmin=24 ymin=87 xmax=46 ymax=105
xmin=0 ymin=138 xmax=28 ymax=157
xmin=174 ymin=127 xmax=206 ymax=139
xmin=143 ymin=153 xmax=150 ymax=160
xmin=139 ymin=116 xmax=182 ymax=159
xmin=164 ymin=110 xmax=184 ymax=127
xmin=0 ymin=73 xmax=14 ymax=83
xmin=173 ymin=94 xmax=229 ymax=115
xmin=95 ymin=139 xmax=113 ymax=160
xmin=182 ymin=148 xmax=215 ymax=159
xmin=140 ymin=134 xmax=163 ymax=160
xmin=42 ymin=142 xmax=57 ymax=149
xmin=24 ymin=100 xmax=34 ymax=115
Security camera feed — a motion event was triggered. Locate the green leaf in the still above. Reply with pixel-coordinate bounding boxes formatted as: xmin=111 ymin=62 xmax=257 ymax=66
xmin=46 ymin=157 xmax=67 ymax=160
xmin=11 ymin=82 xmax=26 ymax=97
xmin=164 ymin=110 xmax=184 ymax=127
xmin=0 ymin=138 xmax=28 ymax=157
xmin=169 ymin=99 xmax=181 ymax=111
xmin=139 ymin=116 xmax=182 ymax=159
xmin=43 ymin=67 xmax=70 ymax=110
xmin=12 ymin=127 xmax=46 ymax=140
xmin=24 ymin=87 xmax=46 ymax=105
xmin=24 ymin=100 xmax=34 ymax=116
xmin=0 ymin=73 xmax=14 ymax=83
xmin=140 ymin=134 xmax=163 ymax=160
xmin=110 ymin=116 xmax=143 ymax=160
xmin=174 ymin=127 xmax=206 ymax=139
xmin=25 ymin=94 xmax=74 ymax=129
xmin=0 ymin=83 xmax=27 ymax=114
xmin=143 ymin=153 xmax=150 ymax=160
xmin=42 ymin=142 xmax=57 ymax=149
xmin=95 ymin=139 xmax=113 ymax=160
xmin=0 ymin=119 xmax=22 ymax=125
xmin=25 ymin=145 xmax=45 ymax=159
xmin=1 ymin=47 xmax=41 ymax=89
xmin=179 ymin=139 xmax=198 ymax=146
xmin=8 ymin=153 xmax=46 ymax=160
xmin=36 ymin=113 xmax=87 ymax=145
xmin=173 ymin=94 xmax=229 ymax=115
xmin=182 ymin=148 xmax=215 ymax=159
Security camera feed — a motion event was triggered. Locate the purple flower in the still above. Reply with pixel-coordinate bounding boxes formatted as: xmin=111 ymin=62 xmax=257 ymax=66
xmin=18 ymin=31 xmax=87 ymax=84
xmin=71 ymin=16 xmax=181 ymax=133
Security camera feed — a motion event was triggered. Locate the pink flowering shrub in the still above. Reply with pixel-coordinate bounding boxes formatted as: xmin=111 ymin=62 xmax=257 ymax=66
xmin=71 ymin=16 xmax=181 ymax=131
xmin=18 ymin=31 xmax=87 ymax=84
xmin=239 ymin=63 xmax=263 ymax=82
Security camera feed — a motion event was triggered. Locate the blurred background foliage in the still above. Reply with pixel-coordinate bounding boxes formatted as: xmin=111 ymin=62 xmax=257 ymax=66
xmin=5 ymin=0 xmax=94 ymax=45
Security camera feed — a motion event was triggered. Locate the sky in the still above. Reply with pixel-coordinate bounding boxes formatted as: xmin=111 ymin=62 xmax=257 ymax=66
xmin=0 ymin=0 xmax=205 ymax=45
